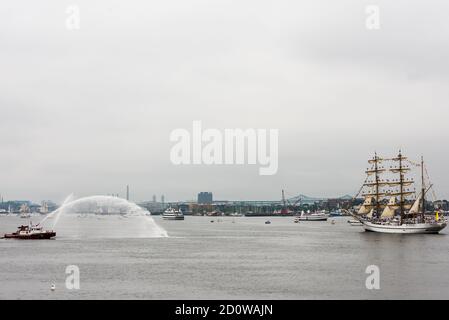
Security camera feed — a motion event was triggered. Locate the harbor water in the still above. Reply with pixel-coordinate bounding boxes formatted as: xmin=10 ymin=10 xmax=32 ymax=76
xmin=1 ymin=215 xmax=449 ymax=299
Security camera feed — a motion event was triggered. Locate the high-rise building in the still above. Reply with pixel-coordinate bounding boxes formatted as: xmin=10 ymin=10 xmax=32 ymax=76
xmin=161 ymin=195 xmax=165 ymax=204
xmin=198 ymin=192 xmax=213 ymax=204
xmin=126 ymin=185 xmax=130 ymax=201
xmin=152 ymin=195 xmax=156 ymax=203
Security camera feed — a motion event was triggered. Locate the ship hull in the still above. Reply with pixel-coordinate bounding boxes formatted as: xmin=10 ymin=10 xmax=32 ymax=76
xmin=297 ymin=215 xmax=328 ymax=221
xmin=362 ymin=221 xmax=447 ymax=234
xmin=162 ymin=215 xmax=184 ymax=220
xmin=4 ymin=232 xmax=56 ymax=239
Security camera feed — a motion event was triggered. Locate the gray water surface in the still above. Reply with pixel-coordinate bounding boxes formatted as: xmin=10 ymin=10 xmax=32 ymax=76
xmin=1 ymin=215 xmax=448 ymax=299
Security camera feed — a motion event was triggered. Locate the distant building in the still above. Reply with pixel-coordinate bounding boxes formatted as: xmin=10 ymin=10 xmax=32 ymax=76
xmin=198 ymin=192 xmax=213 ymax=204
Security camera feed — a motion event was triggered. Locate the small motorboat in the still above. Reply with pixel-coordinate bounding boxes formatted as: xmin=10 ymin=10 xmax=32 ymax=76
xmin=265 ymin=220 xmax=271 ymax=225
xmin=347 ymin=219 xmax=363 ymax=226
xmin=4 ymin=223 xmax=56 ymax=240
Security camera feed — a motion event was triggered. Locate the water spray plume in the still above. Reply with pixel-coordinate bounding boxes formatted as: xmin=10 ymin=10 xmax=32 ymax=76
xmin=40 ymin=195 xmax=167 ymax=238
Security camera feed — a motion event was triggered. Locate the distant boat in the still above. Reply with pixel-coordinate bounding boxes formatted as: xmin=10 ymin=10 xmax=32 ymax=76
xmin=162 ymin=207 xmax=184 ymax=220
xmin=265 ymin=220 xmax=271 ymax=225
xmin=19 ymin=204 xmax=31 ymax=219
xmin=244 ymin=211 xmax=272 ymax=217
xmin=230 ymin=212 xmax=243 ymax=217
xmin=207 ymin=210 xmax=224 ymax=216
xmin=329 ymin=209 xmax=344 ymax=217
xmin=296 ymin=210 xmax=328 ymax=222
xmin=39 ymin=202 xmax=49 ymax=215
xmin=347 ymin=219 xmax=363 ymax=226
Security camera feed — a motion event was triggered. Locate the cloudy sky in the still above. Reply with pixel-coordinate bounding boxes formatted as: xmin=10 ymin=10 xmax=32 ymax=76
xmin=1 ymin=0 xmax=449 ymax=203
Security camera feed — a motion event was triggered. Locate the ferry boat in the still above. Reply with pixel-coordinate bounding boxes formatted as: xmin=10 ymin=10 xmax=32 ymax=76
xmin=162 ymin=207 xmax=184 ymax=220
xmin=350 ymin=152 xmax=447 ymax=234
xmin=4 ymin=223 xmax=56 ymax=240
xmin=295 ymin=210 xmax=329 ymax=222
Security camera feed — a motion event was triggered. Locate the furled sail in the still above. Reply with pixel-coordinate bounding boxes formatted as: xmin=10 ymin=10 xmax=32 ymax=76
xmin=380 ymin=197 xmax=399 ymax=219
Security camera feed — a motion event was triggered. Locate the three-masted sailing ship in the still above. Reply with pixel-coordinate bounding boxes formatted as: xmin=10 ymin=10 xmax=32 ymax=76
xmin=351 ymin=151 xmax=447 ymax=234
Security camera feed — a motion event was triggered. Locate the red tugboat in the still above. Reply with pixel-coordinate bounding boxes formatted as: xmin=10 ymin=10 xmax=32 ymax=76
xmin=4 ymin=223 xmax=56 ymax=240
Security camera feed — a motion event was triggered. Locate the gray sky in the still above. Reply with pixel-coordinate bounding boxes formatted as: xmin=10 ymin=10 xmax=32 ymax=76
xmin=1 ymin=0 xmax=449 ymax=203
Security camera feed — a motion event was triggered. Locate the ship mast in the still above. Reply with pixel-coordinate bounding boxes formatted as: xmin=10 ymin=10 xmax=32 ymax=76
xmin=389 ymin=150 xmax=414 ymax=222
xmin=374 ymin=152 xmax=380 ymax=216
xmin=399 ymin=151 xmax=404 ymax=220
xmin=363 ymin=152 xmax=385 ymax=218
xmin=421 ymin=156 xmax=426 ymax=223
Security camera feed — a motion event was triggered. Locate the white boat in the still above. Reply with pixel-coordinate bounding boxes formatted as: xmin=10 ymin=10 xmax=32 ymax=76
xmin=347 ymin=219 xmax=363 ymax=226
xmin=295 ymin=210 xmax=328 ymax=222
xmin=352 ymin=152 xmax=447 ymax=234
xmin=230 ymin=212 xmax=243 ymax=217
xmin=162 ymin=207 xmax=184 ymax=220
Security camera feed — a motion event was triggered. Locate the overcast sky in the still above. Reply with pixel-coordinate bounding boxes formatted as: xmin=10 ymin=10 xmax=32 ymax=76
xmin=1 ymin=0 xmax=449 ymax=203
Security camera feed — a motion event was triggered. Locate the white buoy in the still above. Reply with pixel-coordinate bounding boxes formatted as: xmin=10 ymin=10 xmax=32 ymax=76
xmin=331 ymin=220 xmax=336 ymax=225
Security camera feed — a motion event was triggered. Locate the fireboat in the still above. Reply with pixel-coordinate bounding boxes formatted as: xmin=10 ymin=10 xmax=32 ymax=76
xmin=3 ymin=223 xmax=56 ymax=240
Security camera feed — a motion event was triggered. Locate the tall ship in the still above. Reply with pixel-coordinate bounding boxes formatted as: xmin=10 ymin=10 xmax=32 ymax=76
xmin=351 ymin=151 xmax=447 ymax=234
xmin=162 ymin=207 xmax=184 ymax=220
xmin=39 ymin=201 xmax=49 ymax=215
xmin=19 ymin=204 xmax=31 ymax=219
